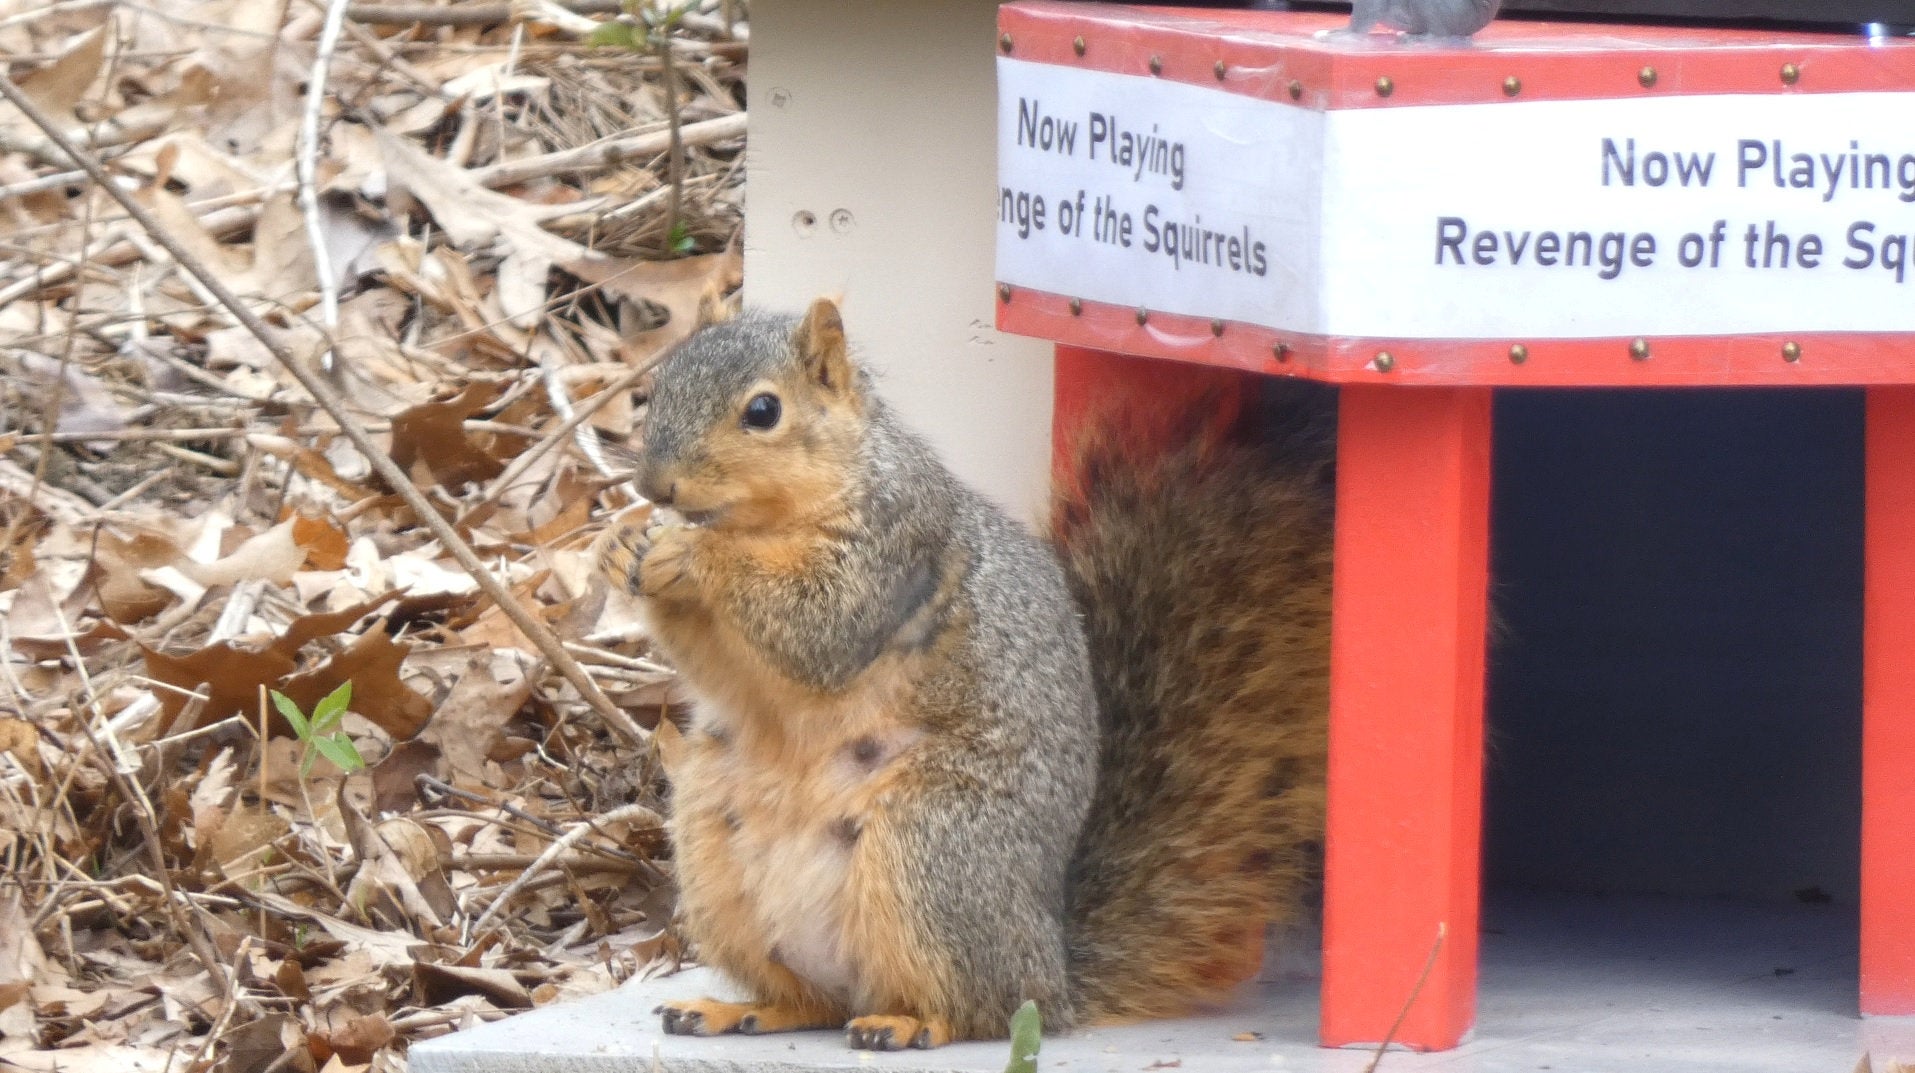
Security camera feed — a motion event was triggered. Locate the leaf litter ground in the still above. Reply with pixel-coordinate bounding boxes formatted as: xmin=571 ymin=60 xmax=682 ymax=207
xmin=0 ymin=3 xmax=744 ymax=1070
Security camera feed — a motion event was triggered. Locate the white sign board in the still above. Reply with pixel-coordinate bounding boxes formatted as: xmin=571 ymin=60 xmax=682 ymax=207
xmin=996 ymin=57 xmax=1915 ymax=340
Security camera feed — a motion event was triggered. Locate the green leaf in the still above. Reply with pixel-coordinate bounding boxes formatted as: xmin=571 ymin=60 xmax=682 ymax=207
xmin=270 ymin=690 xmax=310 ymax=740
xmin=588 ymin=21 xmax=642 ymax=50
xmin=1004 ymin=1000 xmax=1040 ymax=1073
xmin=311 ymin=680 xmax=352 ymax=733
xmin=314 ymin=734 xmax=365 ymax=774
xmin=299 ymin=745 xmax=318 ymax=778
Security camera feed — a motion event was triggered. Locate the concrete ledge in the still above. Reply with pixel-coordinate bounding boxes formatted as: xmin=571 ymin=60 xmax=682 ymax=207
xmin=408 ymin=966 xmax=1319 ymax=1073
xmin=411 ymin=895 xmax=1910 ymax=1073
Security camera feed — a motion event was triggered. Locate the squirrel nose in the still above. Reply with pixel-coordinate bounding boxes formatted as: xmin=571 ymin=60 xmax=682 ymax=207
xmin=640 ymin=471 xmax=676 ymax=506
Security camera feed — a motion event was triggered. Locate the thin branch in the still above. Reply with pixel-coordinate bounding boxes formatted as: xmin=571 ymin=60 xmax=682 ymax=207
xmin=347 ymin=0 xmax=622 ymax=26
xmin=468 ymin=112 xmax=744 ymax=189
xmin=0 ymin=70 xmax=647 ymax=748
xmin=466 ymin=799 xmax=661 ymax=941
xmin=298 ymin=0 xmax=354 ymax=345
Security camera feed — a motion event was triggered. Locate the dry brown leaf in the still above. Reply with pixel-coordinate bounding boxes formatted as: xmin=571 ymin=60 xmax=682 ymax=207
xmin=0 ymin=718 xmax=40 ymax=781
xmin=320 ymin=1013 xmax=394 ymax=1066
xmin=278 ymin=627 xmax=434 ymax=742
xmin=567 ymin=248 xmax=742 ymax=363
xmin=291 ymin=512 xmax=351 ymax=571
xmin=222 ymin=1012 xmax=312 ymax=1073
xmin=369 ymin=739 xmax=443 ymax=814
xmin=415 ymin=650 xmax=537 ymax=779
xmin=344 ymin=814 xmax=453 ymax=928
xmin=247 ymin=432 xmax=377 ymax=502
xmin=388 ymin=383 xmax=507 ymax=490
xmin=5 ymin=24 xmax=107 ymax=135
xmin=0 ymin=1044 xmax=179 ymax=1072
xmin=0 ymin=894 xmax=47 ymax=1041
xmin=142 ymin=641 xmax=296 ymax=737
xmin=412 ymin=962 xmax=531 ymax=1010
xmin=179 ymin=517 xmax=306 ymax=588
xmin=374 ymin=124 xmax=605 ymax=325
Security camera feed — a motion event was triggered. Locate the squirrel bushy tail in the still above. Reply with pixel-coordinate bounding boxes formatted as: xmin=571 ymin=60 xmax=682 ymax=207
xmin=1051 ymin=383 xmax=1337 ymax=1022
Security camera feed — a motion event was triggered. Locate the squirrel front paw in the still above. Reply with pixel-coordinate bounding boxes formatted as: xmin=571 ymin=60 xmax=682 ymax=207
xmin=636 ymin=516 xmax=696 ymax=598
xmin=599 ymin=510 xmax=696 ymax=599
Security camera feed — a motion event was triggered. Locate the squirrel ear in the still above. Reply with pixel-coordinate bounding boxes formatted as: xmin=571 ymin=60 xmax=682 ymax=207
xmin=793 ymin=298 xmax=853 ymax=394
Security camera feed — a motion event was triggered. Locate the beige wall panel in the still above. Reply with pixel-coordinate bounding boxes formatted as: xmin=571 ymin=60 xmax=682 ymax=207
xmin=745 ymin=0 xmax=1054 ymax=518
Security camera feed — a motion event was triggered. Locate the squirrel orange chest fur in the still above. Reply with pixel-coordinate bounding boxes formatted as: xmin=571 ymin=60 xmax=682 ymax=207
xmin=666 ymin=648 xmax=926 ymax=1006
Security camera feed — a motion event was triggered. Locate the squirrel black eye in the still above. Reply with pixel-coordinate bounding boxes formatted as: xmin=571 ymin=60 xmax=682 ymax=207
xmin=742 ymin=392 xmax=781 ymax=430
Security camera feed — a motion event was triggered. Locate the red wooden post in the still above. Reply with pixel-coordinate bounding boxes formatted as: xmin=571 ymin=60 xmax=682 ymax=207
xmin=1321 ymin=385 xmax=1493 ymax=1050
xmin=1863 ymin=385 xmax=1915 ymax=1016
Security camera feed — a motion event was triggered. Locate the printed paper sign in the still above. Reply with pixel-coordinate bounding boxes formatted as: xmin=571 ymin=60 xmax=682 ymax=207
xmin=997 ymin=57 xmax=1915 ymax=340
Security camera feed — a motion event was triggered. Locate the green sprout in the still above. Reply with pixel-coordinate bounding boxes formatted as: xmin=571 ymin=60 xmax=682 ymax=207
xmin=270 ymin=682 xmax=365 ymax=777
xmin=1004 ymin=1000 xmax=1040 ymax=1073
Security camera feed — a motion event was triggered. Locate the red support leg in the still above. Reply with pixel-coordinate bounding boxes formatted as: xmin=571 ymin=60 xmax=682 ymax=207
xmin=1320 ymin=384 xmax=1492 ymax=1051
xmin=1863 ymin=385 xmax=1915 ymax=1016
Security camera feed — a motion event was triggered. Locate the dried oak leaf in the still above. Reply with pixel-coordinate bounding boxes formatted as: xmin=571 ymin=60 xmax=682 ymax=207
xmin=3 ymin=24 xmax=106 ymax=136
xmin=277 ymin=627 xmax=434 ymax=742
xmin=0 ymin=718 xmax=42 ymax=781
xmin=566 ymin=248 xmax=742 ymax=364
xmin=142 ymin=593 xmax=401 ymax=737
xmin=388 ymin=382 xmax=507 ymax=490
xmin=142 ymin=641 xmax=297 ymax=738
xmin=223 ymin=1012 xmax=313 ymax=1073
xmin=370 ymin=739 xmax=443 ymax=814
xmin=319 ymin=1013 xmax=394 ymax=1066
xmin=375 ymin=124 xmax=599 ymax=327
xmin=412 ymin=962 xmax=531 ymax=1010
xmin=89 ymin=526 xmax=182 ymax=623
xmin=414 ymin=649 xmax=536 ymax=780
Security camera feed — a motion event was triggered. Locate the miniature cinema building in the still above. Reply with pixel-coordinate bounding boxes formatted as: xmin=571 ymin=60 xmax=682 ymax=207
xmin=996 ymin=0 xmax=1915 ymax=1054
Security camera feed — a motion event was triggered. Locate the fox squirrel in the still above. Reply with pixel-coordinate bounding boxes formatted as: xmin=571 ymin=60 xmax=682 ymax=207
xmin=598 ymin=299 xmax=1332 ymax=1050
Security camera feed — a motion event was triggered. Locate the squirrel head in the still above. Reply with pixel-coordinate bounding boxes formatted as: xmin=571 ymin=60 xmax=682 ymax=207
xmin=637 ymin=298 xmax=869 ymax=531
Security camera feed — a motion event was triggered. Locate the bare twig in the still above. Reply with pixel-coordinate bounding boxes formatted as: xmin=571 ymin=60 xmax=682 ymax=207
xmin=299 ymin=0 xmax=355 ymax=348
xmin=0 ymin=71 xmax=646 ymax=747
xmin=347 ymin=0 xmax=622 ymax=26
xmin=469 ymin=112 xmax=744 ymax=189
xmin=1361 ymin=922 xmax=1447 ymax=1073
xmin=50 ymin=598 xmax=234 ymax=1000
xmin=467 ymin=799 xmax=661 ymax=940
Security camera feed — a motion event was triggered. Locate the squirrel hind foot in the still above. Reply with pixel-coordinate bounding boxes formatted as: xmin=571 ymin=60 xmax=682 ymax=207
xmin=845 ymin=1014 xmax=952 ymax=1051
xmin=657 ymin=998 xmax=837 ymax=1037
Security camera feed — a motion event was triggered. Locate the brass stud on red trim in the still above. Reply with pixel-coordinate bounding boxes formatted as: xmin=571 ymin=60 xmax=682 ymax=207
xmin=1214 ymin=60 xmax=1227 ymax=81
xmin=1629 ymin=338 xmax=1651 ymax=360
xmin=1503 ymin=76 xmax=1521 ymax=97
xmin=997 ymin=283 xmax=1011 ymax=303
xmin=1375 ymin=76 xmax=1394 ymax=97
xmin=1136 ymin=307 xmax=1150 ymax=326
xmin=1072 ymin=35 xmax=1086 ymax=57
xmin=999 ymin=33 xmax=1013 ymax=54
xmin=1273 ymin=342 xmax=1291 ymax=363
xmin=1210 ymin=318 xmax=1225 ymax=337
xmin=1374 ymin=351 xmax=1396 ymax=372
xmin=1782 ymin=341 xmax=1802 ymax=362
xmin=1638 ymin=66 xmax=1658 ymax=88
xmin=1781 ymin=63 xmax=1801 ymax=85
xmin=1288 ymin=80 xmax=1303 ymax=101
xmin=1509 ymin=344 xmax=1529 ymax=365
xmin=1149 ymin=55 xmax=1163 ymax=76
xmin=1068 ymin=297 xmax=1083 ymax=316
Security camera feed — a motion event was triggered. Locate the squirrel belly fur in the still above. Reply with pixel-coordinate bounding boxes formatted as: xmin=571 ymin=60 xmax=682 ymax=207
xmin=598 ymin=299 xmax=1332 ymax=1050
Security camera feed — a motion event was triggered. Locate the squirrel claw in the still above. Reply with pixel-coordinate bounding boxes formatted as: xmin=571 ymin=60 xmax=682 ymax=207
xmin=846 ymin=1024 xmax=895 ymax=1050
xmin=658 ymin=1006 xmax=705 ymax=1035
xmin=846 ymin=1015 xmax=949 ymax=1051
